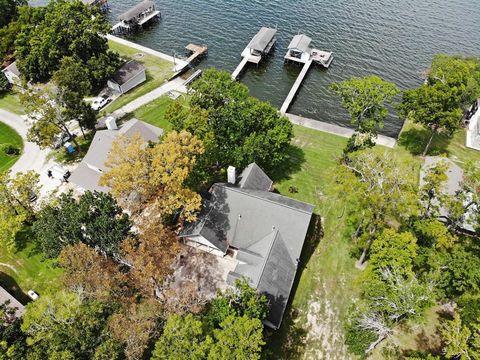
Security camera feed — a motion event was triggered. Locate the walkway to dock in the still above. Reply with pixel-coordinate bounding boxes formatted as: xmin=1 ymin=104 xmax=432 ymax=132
xmin=286 ymin=113 xmax=397 ymax=148
xmin=280 ymin=59 xmax=313 ymax=114
xmin=232 ymin=56 xmax=249 ymax=80
xmin=107 ymin=35 xmax=189 ymax=73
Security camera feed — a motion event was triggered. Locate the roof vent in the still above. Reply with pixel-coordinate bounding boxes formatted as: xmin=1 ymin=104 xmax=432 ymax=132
xmin=227 ymin=166 xmax=236 ymax=184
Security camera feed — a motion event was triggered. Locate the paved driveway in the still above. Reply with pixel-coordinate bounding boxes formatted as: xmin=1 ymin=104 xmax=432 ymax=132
xmin=0 ymin=109 xmax=71 ymax=198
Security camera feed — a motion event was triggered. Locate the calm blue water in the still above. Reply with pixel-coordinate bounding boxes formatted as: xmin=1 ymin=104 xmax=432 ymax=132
xmin=30 ymin=0 xmax=480 ymax=137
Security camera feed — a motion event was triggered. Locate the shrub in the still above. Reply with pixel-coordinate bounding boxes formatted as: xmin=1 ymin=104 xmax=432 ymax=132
xmin=1 ymin=143 xmax=20 ymax=155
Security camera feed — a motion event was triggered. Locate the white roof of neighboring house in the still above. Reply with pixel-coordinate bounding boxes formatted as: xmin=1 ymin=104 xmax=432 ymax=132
xmin=70 ymin=118 xmax=163 ymax=192
xmin=0 ymin=286 xmax=25 ymax=318
xmin=2 ymin=61 xmax=20 ymax=77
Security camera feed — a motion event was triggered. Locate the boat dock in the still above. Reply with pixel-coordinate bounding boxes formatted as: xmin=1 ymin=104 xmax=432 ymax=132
xmin=112 ymin=0 xmax=161 ymax=35
xmin=286 ymin=113 xmax=397 ymax=148
xmin=185 ymin=44 xmax=208 ymax=64
xmin=280 ymin=34 xmax=333 ymax=113
xmin=231 ymin=27 xmax=277 ymax=80
xmin=280 ymin=59 xmax=313 ymax=114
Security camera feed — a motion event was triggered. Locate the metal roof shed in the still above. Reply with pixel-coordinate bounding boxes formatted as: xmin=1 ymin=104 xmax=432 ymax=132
xmin=288 ymin=34 xmax=312 ymax=53
xmin=248 ymin=27 xmax=277 ymax=53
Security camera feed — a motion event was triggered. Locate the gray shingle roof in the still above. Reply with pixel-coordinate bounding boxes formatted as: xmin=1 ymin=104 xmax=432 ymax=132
xmin=247 ymin=27 xmax=277 ymax=52
xmin=112 ymin=60 xmax=145 ymax=86
xmin=181 ymin=163 xmax=314 ymax=328
xmin=70 ymin=119 xmax=163 ymax=192
xmin=288 ymin=34 xmax=312 ymax=53
xmin=238 ymin=163 xmax=273 ymax=191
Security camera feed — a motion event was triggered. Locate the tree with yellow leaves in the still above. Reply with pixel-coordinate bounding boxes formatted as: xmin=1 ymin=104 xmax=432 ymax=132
xmin=100 ymin=130 xmax=204 ymax=220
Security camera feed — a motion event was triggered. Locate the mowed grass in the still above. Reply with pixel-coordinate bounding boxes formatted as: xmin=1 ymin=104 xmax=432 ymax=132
xmin=398 ymin=118 xmax=480 ymax=166
xmin=0 ymin=91 xmax=24 ymax=115
xmin=133 ymin=94 xmax=190 ymax=131
xmin=103 ymin=40 xmax=175 ymax=114
xmin=0 ymin=121 xmax=23 ymax=172
xmin=0 ymin=228 xmax=63 ymax=304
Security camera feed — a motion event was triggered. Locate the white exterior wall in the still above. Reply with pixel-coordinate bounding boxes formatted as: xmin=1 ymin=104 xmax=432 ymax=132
xmin=2 ymin=70 xmax=19 ymax=85
xmin=119 ymin=70 xmax=147 ymax=94
xmin=184 ymin=236 xmax=226 ymax=257
xmin=107 ymin=79 xmax=121 ymax=93
xmin=466 ymin=108 xmax=480 ymax=150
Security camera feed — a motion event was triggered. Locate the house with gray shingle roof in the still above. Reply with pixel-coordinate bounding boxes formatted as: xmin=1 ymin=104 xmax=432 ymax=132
xmin=181 ymin=163 xmax=314 ymax=329
xmin=70 ymin=118 xmax=163 ymax=192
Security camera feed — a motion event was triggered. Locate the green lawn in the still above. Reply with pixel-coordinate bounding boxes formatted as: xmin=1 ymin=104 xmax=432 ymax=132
xmin=0 ymin=121 xmax=23 ymax=172
xmin=132 ymin=94 xmax=190 ymax=131
xmin=0 ymin=91 xmax=24 ymax=115
xmin=398 ymin=118 xmax=480 ymax=167
xmin=102 ymin=40 xmax=175 ymax=114
xmin=0 ymin=228 xmax=63 ymax=304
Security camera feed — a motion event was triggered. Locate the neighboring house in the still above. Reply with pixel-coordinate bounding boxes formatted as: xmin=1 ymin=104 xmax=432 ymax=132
xmin=420 ymin=156 xmax=477 ymax=233
xmin=465 ymin=99 xmax=480 ymax=151
xmin=1 ymin=61 xmax=21 ymax=86
xmin=69 ymin=118 xmax=163 ymax=192
xmin=0 ymin=286 xmax=25 ymax=319
xmin=181 ymin=163 xmax=314 ymax=329
xmin=107 ymin=60 xmax=146 ymax=95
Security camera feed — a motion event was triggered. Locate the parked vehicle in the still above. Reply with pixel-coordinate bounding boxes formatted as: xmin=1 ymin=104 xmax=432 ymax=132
xmin=29 ymin=192 xmax=38 ymax=202
xmin=52 ymin=132 xmax=71 ymax=149
xmin=48 ymin=165 xmax=71 ymax=182
xmin=27 ymin=290 xmax=39 ymax=300
xmin=91 ymin=95 xmax=111 ymax=111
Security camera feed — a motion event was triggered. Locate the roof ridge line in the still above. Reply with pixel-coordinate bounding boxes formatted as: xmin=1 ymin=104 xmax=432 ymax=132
xmin=222 ymin=185 xmax=314 ymax=214
xmin=254 ymin=229 xmax=280 ymax=288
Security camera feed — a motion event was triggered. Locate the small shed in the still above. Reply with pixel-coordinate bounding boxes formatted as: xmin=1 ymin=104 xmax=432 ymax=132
xmin=107 ymin=60 xmax=146 ymax=94
xmin=0 ymin=286 xmax=25 ymax=319
xmin=287 ymin=34 xmax=312 ymax=61
xmin=1 ymin=61 xmax=21 ymax=85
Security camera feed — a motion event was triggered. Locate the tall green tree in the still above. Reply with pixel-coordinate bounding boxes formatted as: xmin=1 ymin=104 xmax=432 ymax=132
xmin=330 ymin=75 xmax=399 ymax=152
xmin=0 ymin=0 xmax=27 ymax=28
xmin=335 ymin=150 xmax=418 ymax=265
xmin=399 ymin=55 xmax=480 ymax=156
xmin=33 ymin=191 xmax=131 ymax=258
xmin=152 ymin=314 xmax=212 ymax=360
xmin=21 ymin=291 xmax=111 ymax=359
xmin=169 ymin=68 xmax=293 ymax=175
xmin=208 ymin=315 xmax=265 ymax=360
xmin=15 ymin=0 xmax=119 ymax=86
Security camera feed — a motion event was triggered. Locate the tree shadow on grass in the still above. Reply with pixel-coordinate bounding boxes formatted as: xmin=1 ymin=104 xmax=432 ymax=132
xmin=14 ymin=226 xmax=35 ymax=253
xmin=0 ymin=272 xmax=31 ymax=305
xmin=266 ymin=214 xmax=323 ymax=359
xmin=269 ymin=144 xmax=306 ymax=183
xmin=398 ymin=126 xmax=452 ymax=157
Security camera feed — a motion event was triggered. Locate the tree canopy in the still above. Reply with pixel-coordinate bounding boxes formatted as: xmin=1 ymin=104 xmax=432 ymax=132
xmin=167 ymin=68 xmax=293 ymax=176
xmin=0 ymin=0 xmax=27 ymax=28
xmin=33 ymin=191 xmax=131 ymax=258
xmin=15 ymin=0 xmax=119 ymax=87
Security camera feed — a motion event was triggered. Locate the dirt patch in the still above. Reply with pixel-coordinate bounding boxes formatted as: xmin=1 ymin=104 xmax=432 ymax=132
xmin=302 ymin=282 xmax=353 ymax=360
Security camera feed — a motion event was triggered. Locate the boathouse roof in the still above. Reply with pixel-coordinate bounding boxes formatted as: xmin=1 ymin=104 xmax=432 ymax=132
xmin=248 ymin=27 xmax=277 ymax=52
xmin=288 ymin=34 xmax=312 ymax=53
xmin=118 ymin=0 xmax=155 ymax=21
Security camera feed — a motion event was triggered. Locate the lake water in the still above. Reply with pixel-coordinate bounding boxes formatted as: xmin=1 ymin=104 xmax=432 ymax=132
xmin=31 ymin=0 xmax=480 ymax=137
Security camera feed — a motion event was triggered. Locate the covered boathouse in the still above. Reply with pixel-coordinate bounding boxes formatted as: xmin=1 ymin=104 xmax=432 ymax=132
xmin=242 ymin=27 xmax=278 ymax=64
xmin=113 ymin=0 xmax=161 ymax=34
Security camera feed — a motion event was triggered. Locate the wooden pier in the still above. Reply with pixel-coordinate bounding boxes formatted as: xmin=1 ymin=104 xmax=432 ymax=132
xmin=185 ymin=44 xmax=208 ymax=64
xmin=231 ymin=27 xmax=277 ymax=80
xmin=280 ymin=59 xmax=313 ymax=114
xmin=232 ymin=56 xmax=249 ymax=80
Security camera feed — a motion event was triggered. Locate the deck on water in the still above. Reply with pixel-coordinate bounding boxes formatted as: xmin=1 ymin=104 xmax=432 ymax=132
xmin=185 ymin=44 xmax=208 ymax=63
xmin=280 ymin=59 xmax=313 ymax=114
